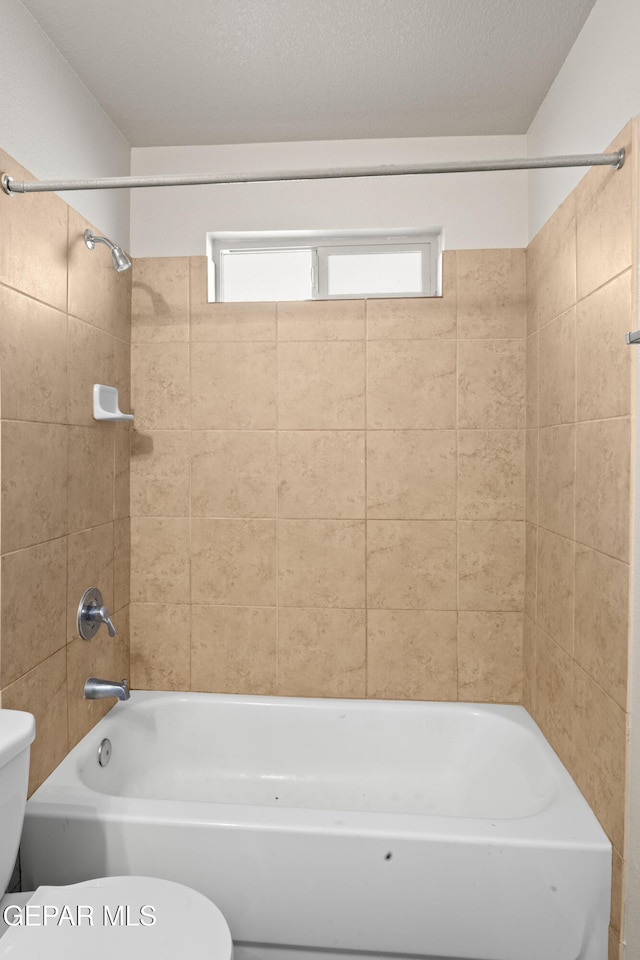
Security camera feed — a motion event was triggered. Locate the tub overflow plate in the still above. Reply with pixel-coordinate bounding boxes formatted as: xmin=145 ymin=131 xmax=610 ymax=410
xmin=98 ymin=738 xmax=112 ymax=767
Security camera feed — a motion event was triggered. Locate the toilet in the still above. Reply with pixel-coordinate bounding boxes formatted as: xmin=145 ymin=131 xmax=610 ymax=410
xmin=0 ymin=709 xmax=233 ymax=959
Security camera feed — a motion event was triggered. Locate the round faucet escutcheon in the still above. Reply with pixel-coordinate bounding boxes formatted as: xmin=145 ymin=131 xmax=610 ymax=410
xmin=77 ymin=587 xmax=117 ymax=640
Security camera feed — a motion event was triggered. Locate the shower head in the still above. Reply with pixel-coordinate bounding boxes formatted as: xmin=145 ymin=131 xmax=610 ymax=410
xmin=84 ymin=229 xmax=132 ymax=273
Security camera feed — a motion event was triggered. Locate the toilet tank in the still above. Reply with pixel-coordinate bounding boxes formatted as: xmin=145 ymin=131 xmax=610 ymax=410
xmin=0 ymin=710 xmax=35 ymax=894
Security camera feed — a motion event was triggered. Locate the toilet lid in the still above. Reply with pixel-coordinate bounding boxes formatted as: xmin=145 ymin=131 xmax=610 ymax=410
xmin=0 ymin=876 xmax=233 ymax=959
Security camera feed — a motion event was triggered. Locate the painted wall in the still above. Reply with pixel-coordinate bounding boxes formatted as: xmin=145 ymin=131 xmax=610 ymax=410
xmin=0 ymin=0 xmax=130 ymax=245
xmin=527 ymin=0 xmax=640 ymax=239
xmin=129 ymin=137 xmax=528 ymax=258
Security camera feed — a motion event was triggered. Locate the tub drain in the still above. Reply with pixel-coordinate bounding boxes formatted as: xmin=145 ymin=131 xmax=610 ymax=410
xmin=98 ymin=738 xmax=112 ymax=767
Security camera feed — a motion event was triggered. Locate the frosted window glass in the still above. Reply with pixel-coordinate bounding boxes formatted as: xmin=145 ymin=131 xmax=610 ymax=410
xmin=221 ymin=249 xmax=313 ymax=302
xmin=327 ymin=250 xmax=422 ymax=296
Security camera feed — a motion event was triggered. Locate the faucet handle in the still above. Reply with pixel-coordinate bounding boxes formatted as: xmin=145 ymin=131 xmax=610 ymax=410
xmin=77 ymin=587 xmax=117 ymax=640
xmin=87 ymin=604 xmax=117 ymax=637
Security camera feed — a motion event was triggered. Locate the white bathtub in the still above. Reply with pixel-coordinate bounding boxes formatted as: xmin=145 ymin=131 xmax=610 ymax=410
xmin=20 ymin=692 xmax=610 ymax=960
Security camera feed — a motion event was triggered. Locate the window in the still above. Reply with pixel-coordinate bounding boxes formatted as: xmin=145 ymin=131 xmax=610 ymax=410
xmin=207 ymin=231 xmax=441 ymax=302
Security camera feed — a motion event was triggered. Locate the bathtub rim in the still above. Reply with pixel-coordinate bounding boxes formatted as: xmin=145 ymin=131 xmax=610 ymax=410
xmin=24 ymin=690 xmax=611 ymax=852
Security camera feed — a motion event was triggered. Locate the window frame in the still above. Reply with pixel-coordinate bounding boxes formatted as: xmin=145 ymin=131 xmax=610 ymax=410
xmin=206 ymin=231 xmax=442 ymax=303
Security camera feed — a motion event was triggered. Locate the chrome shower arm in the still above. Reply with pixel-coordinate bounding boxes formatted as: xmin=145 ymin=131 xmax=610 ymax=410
xmin=83 ymin=229 xmax=131 ymax=272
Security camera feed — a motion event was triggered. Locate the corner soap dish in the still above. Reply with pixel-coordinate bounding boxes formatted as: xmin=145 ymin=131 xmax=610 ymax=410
xmin=93 ymin=384 xmax=134 ymax=422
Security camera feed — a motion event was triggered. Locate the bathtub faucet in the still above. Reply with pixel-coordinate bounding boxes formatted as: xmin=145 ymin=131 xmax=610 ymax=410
xmin=84 ymin=677 xmax=130 ymax=701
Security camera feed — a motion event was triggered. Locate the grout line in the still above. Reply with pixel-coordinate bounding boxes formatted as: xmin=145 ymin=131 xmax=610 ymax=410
xmin=130 ymin=599 xmax=512 ymax=613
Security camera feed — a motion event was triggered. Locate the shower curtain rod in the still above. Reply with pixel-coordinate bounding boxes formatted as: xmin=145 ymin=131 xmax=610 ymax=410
xmin=0 ymin=149 xmax=625 ymax=195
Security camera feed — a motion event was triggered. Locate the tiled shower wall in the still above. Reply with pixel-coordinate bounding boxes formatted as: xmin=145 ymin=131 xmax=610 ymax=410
xmin=524 ymin=121 xmax=638 ymax=959
xmin=129 ymin=249 xmax=527 ymax=699
xmin=0 ymin=148 xmax=131 ymax=794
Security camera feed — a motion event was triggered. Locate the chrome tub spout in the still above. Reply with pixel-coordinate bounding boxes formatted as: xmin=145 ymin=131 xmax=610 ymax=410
xmin=84 ymin=677 xmax=130 ymax=701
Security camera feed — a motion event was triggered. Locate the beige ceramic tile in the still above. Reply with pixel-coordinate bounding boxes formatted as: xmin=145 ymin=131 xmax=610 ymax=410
xmin=192 ymin=431 xmax=277 ymax=518
xmin=130 ymin=602 xmax=191 ymax=690
xmin=0 ymin=148 xmax=68 ymax=312
xmin=574 ymin=545 xmax=629 ymax=710
xmin=131 ymin=342 xmax=190 ymax=430
xmin=1 ymin=648 xmax=68 ymax=795
xmin=67 ymin=426 xmax=114 ymax=534
xmin=191 ymin=518 xmax=276 ymax=605
xmin=537 ymin=424 xmax=575 ymax=540
xmin=526 ymin=331 xmax=538 ymax=430
xmin=367 ymin=430 xmax=456 ymax=520
xmin=577 ymin=271 xmax=633 ymax=421
xmin=534 ymin=627 xmax=574 ymax=770
xmin=367 ymin=339 xmax=456 ymax=429
xmin=526 ymin=192 xmax=576 ymax=333
xmin=609 ymin=928 xmax=621 ymax=960
xmin=1 ymin=538 xmax=67 ymax=686
xmin=68 ymin=208 xmax=131 ymax=340
xmin=577 ymin=122 xmax=636 ymax=300
xmin=522 ymin=615 xmax=537 ymax=716
xmin=458 ymin=430 xmax=524 ymax=520
xmin=66 ymin=635 xmax=116 ymax=747
xmin=0 ymin=285 xmax=68 ymax=423
xmin=606 ymin=929 xmax=618 ymax=960
xmin=572 ymin=664 xmax=626 ymax=851
xmin=68 ymin=316 xmax=115 ymax=426
xmin=456 ymin=249 xmax=526 ymax=339
xmin=278 ymin=520 xmax=365 ymax=608
xmin=114 ymin=518 xmax=131 ymax=613
xmin=458 ymin=611 xmax=523 ymax=703
xmin=278 ymin=430 xmax=364 ymax=519
xmin=130 ymin=430 xmax=190 ymax=517
xmin=114 ymin=425 xmax=131 ymax=521
xmin=536 ymin=528 xmax=574 ymax=655
xmin=457 ymin=339 xmax=526 ymax=429
xmin=366 ymin=609 xmax=457 ymax=700
xmin=524 ymin=522 xmax=537 ymax=622
xmin=367 ymin=294 xmax=458 ymax=340
xmin=191 ymin=605 xmax=276 ymax=694
xmin=458 ymin=521 xmax=525 ymax=611
xmin=191 ymin=341 xmax=277 ymax=429
xmin=367 ymin=520 xmax=457 ymax=610
xmin=130 ymin=517 xmax=190 ymax=603
xmin=190 ymin=257 xmax=276 ymax=341
xmin=525 ymin=428 xmax=538 ymax=524
xmin=575 ymin=418 xmax=630 ymax=562
xmin=117 ymin=280 xmax=132 ymax=344
xmin=112 ymin=603 xmax=130 ymax=685
xmin=366 ymin=252 xmax=457 ymax=339
xmin=1 ymin=421 xmax=67 ymax=552
xmin=113 ymin=335 xmax=132 ymax=414
xmin=279 ymin=341 xmax=365 ymax=430
xmin=538 ymin=308 xmax=576 ymax=426
xmin=131 ymin=257 xmax=189 ymax=342
xmin=278 ymin=299 xmax=365 ymax=341
xmin=67 ymin=523 xmax=114 ymax=640
xmin=611 ymin=847 xmax=624 ymax=938
xmin=278 ymin=607 xmax=365 ymax=698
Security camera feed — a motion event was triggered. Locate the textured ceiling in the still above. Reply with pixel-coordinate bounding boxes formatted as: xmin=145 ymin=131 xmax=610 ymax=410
xmin=20 ymin=0 xmax=597 ymax=147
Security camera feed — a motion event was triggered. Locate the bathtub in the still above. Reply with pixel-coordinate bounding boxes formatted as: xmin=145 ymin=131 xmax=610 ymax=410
xmin=20 ymin=692 xmax=610 ymax=960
